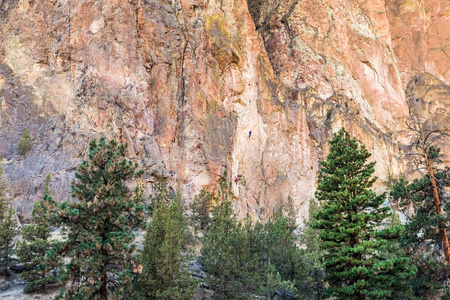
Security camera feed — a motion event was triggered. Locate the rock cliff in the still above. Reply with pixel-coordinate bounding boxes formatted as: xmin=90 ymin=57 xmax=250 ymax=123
xmin=0 ymin=0 xmax=448 ymax=221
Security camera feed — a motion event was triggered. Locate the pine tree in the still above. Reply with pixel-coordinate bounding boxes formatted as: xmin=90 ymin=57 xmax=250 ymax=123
xmin=285 ymin=196 xmax=297 ymax=232
xmin=149 ymin=172 xmax=172 ymax=213
xmin=200 ymin=177 xmax=257 ymax=298
xmin=18 ymin=174 xmax=58 ymax=293
xmin=18 ymin=196 xmax=58 ymax=293
xmin=200 ymin=177 xmax=316 ymax=299
xmin=301 ymin=198 xmax=325 ymax=300
xmin=44 ymin=173 xmax=52 ymax=195
xmin=45 ymin=138 xmax=145 ymax=299
xmin=138 ymin=179 xmax=197 ymax=299
xmin=314 ymin=128 xmax=416 ymax=299
xmin=18 ymin=129 xmax=32 ymax=156
xmin=259 ymin=209 xmax=311 ymax=299
xmin=200 ymin=192 xmax=260 ymax=299
xmin=0 ymin=159 xmax=17 ymax=277
xmin=190 ymin=188 xmax=213 ymax=232
xmin=391 ymin=166 xmax=450 ymax=298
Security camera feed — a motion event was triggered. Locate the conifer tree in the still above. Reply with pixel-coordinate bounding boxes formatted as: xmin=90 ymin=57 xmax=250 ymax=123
xmin=18 ymin=174 xmax=59 ymax=293
xmin=200 ymin=185 xmax=260 ymax=299
xmin=314 ymin=128 xmax=416 ymax=299
xmin=259 ymin=209 xmax=311 ymax=299
xmin=0 ymin=159 xmax=17 ymax=277
xmin=285 ymin=196 xmax=297 ymax=232
xmin=18 ymin=196 xmax=58 ymax=293
xmin=190 ymin=188 xmax=213 ymax=232
xmin=18 ymin=129 xmax=32 ymax=156
xmin=44 ymin=173 xmax=52 ymax=195
xmin=391 ymin=166 xmax=450 ymax=298
xmin=138 ymin=178 xmax=197 ymax=299
xmin=301 ymin=198 xmax=325 ymax=300
xmin=200 ymin=177 xmax=316 ymax=299
xmin=44 ymin=138 xmax=145 ymax=300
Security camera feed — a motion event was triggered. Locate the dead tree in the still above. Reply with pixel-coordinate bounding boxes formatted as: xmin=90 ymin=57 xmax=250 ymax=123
xmin=405 ymin=117 xmax=450 ymax=265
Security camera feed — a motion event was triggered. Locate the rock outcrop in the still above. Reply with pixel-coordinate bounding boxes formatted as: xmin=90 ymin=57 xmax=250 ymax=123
xmin=0 ymin=0 xmax=448 ymax=222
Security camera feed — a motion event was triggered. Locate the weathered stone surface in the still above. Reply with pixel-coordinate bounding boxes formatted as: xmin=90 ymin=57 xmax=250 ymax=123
xmin=0 ymin=0 xmax=448 ymax=222
xmin=0 ymin=280 xmax=10 ymax=291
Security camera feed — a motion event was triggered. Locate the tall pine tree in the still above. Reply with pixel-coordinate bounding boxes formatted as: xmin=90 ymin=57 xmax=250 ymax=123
xmin=301 ymin=198 xmax=325 ymax=300
xmin=190 ymin=188 xmax=214 ymax=232
xmin=0 ymin=159 xmax=17 ymax=277
xmin=18 ymin=174 xmax=59 ymax=293
xmin=138 ymin=178 xmax=197 ymax=299
xmin=200 ymin=181 xmax=261 ymax=299
xmin=314 ymin=128 xmax=415 ymax=299
xmin=391 ymin=166 xmax=450 ymax=298
xmin=200 ymin=176 xmax=317 ymax=299
xmin=18 ymin=197 xmax=58 ymax=293
xmin=45 ymin=138 xmax=145 ymax=299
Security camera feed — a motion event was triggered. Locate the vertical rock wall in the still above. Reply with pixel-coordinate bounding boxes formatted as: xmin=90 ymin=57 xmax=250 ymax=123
xmin=0 ymin=0 xmax=448 ymax=221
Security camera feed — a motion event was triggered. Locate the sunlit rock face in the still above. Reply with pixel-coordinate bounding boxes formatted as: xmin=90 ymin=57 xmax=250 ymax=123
xmin=0 ymin=0 xmax=448 ymax=221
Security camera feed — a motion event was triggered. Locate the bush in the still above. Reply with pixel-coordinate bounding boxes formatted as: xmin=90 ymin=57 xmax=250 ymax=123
xmin=18 ymin=129 xmax=32 ymax=156
xmin=200 ymin=178 xmax=320 ymax=299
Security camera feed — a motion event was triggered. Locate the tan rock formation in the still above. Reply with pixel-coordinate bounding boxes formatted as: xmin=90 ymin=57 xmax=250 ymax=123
xmin=0 ymin=0 xmax=448 ymax=222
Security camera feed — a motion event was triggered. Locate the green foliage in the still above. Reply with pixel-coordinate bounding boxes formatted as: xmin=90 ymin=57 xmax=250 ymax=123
xmin=18 ymin=173 xmax=59 ymax=293
xmin=200 ymin=194 xmax=261 ymax=299
xmin=44 ymin=174 xmax=52 ymax=195
xmin=138 ymin=180 xmax=197 ymax=299
xmin=285 ymin=196 xmax=297 ymax=232
xmin=44 ymin=138 xmax=145 ymax=299
xmin=18 ymin=196 xmax=59 ymax=293
xmin=391 ymin=167 xmax=450 ymax=298
xmin=301 ymin=198 xmax=325 ymax=300
xmin=18 ymin=129 xmax=32 ymax=156
xmin=259 ymin=210 xmax=318 ymax=299
xmin=200 ymin=176 xmax=320 ymax=299
xmin=190 ymin=188 xmax=214 ymax=232
xmin=314 ymin=128 xmax=416 ymax=299
xmin=0 ymin=160 xmax=17 ymax=277
xmin=149 ymin=173 xmax=172 ymax=214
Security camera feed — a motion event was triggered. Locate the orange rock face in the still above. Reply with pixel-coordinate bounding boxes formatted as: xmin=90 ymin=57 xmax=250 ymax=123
xmin=0 ymin=0 xmax=448 ymax=221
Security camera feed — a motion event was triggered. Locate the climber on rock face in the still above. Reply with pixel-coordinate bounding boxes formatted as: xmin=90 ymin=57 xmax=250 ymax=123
xmin=234 ymin=176 xmax=239 ymax=183
xmin=248 ymin=131 xmax=252 ymax=138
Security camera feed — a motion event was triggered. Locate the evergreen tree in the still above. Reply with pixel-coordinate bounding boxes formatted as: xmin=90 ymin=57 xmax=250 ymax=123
xmin=190 ymin=188 xmax=214 ymax=232
xmin=301 ymin=198 xmax=325 ymax=300
xmin=0 ymin=159 xmax=17 ymax=277
xmin=391 ymin=167 xmax=450 ymax=298
xmin=259 ymin=209 xmax=311 ymax=299
xmin=314 ymin=128 xmax=416 ymax=299
xmin=149 ymin=172 xmax=172 ymax=213
xmin=200 ymin=177 xmax=317 ymax=299
xmin=285 ymin=196 xmax=297 ymax=232
xmin=44 ymin=173 xmax=52 ymax=195
xmin=138 ymin=180 xmax=197 ymax=299
xmin=18 ymin=129 xmax=32 ymax=156
xmin=17 ymin=195 xmax=58 ymax=293
xmin=200 ymin=191 xmax=261 ymax=299
xmin=44 ymin=138 xmax=145 ymax=299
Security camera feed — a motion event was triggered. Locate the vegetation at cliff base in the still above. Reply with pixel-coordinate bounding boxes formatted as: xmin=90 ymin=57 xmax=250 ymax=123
xmin=391 ymin=163 xmax=450 ymax=298
xmin=200 ymin=176 xmax=323 ymax=299
xmin=0 ymin=159 xmax=17 ymax=277
xmin=136 ymin=177 xmax=197 ymax=299
xmin=18 ymin=174 xmax=59 ymax=293
xmin=313 ymin=128 xmax=416 ymax=299
xmin=1 ymin=129 xmax=449 ymax=299
xmin=44 ymin=138 xmax=145 ymax=299
xmin=18 ymin=196 xmax=58 ymax=293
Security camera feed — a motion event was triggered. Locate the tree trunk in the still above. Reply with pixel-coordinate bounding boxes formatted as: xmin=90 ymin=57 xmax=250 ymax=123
xmin=424 ymin=146 xmax=450 ymax=265
xmin=100 ymin=271 xmax=107 ymax=300
xmin=100 ymin=232 xmax=108 ymax=300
